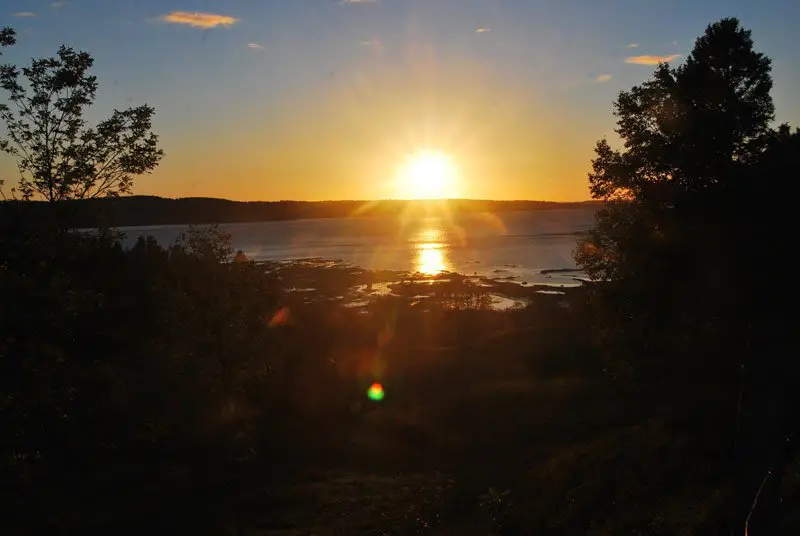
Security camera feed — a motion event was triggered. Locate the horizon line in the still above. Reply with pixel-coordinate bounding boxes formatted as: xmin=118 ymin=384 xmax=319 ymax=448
xmin=116 ymin=195 xmax=598 ymax=204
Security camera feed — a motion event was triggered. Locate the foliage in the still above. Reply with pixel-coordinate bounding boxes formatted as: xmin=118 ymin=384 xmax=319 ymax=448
xmin=578 ymin=17 xmax=773 ymax=276
xmin=0 ymin=27 xmax=13 ymax=199
xmin=574 ymin=18 xmax=789 ymax=375
xmin=0 ymin=220 xmax=765 ymax=534
xmin=0 ymin=27 xmax=14 ymax=52
xmin=479 ymin=487 xmax=513 ymax=535
xmin=0 ymin=44 xmax=163 ymax=202
xmin=0 ymin=228 xmax=281 ymax=470
xmin=575 ymin=17 xmax=799 ymax=534
xmin=173 ymin=224 xmax=236 ymax=263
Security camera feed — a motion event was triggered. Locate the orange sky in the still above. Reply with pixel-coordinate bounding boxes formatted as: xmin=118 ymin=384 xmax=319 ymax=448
xmin=133 ymin=61 xmax=606 ymax=202
xmin=3 ymin=0 xmax=799 ymax=201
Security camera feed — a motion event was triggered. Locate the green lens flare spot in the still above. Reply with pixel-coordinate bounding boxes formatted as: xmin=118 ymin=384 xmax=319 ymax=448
xmin=367 ymin=382 xmax=385 ymax=401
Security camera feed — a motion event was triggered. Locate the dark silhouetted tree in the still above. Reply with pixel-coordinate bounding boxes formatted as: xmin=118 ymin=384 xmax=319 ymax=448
xmin=174 ymin=224 xmax=235 ymax=264
xmin=0 ymin=27 xmax=14 ymax=199
xmin=576 ymin=18 xmax=799 ymax=533
xmin=0 ymin=44 xmax=164 ymax=202
xmin=0 ymin=27 xmax=14 ymax=52
xmin=576 ymin=18 xmax=777 ymax=373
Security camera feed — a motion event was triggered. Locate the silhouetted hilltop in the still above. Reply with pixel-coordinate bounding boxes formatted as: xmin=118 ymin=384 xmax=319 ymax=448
xmin=0 ymin=196 xmax=600 ymax=228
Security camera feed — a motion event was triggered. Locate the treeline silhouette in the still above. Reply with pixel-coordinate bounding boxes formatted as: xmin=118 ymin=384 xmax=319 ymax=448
xmin=1 ymin=196 xmax=600 ymax=228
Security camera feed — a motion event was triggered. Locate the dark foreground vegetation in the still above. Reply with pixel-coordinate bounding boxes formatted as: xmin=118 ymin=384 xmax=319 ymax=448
xmin=2 ymin=17 xmax=800 ymax=536
xmin=0 ymin=226 xmax=752 ymax=535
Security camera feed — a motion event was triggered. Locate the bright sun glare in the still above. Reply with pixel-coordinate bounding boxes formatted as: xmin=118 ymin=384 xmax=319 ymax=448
xmin=396 ymin=150 xmax=459 ymax=200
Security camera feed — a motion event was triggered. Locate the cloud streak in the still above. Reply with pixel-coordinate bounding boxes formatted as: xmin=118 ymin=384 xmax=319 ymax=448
xmin=595 ymin=74 xmax=612 ymax=83
xmin=247 ymin=43 xmax=264 ymax=50
xmin=13 ymin=11 xmax=36 ymax=17
xmin=625 ymin=54 xmax=681 ymax=65
xmin=476 ymin=26 xmax=491 ymax=33
xmin=161 ymin=11 xmax=239 ymax=29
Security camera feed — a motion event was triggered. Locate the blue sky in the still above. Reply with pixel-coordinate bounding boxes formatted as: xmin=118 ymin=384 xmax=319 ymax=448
xmin=2 ymin=0 xmax=799 ymax=200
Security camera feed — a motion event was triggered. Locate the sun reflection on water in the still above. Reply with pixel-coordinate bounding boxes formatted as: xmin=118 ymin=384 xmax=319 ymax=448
xmin=416 ymin=241 xmax=448 ymax=275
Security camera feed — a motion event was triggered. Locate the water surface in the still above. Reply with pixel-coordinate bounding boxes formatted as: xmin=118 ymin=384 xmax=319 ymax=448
xmin=120 ymin=208 xmax=596 ymax=286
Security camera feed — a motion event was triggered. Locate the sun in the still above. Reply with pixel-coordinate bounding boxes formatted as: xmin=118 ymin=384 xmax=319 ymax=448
xmin=395 ymin=150 xmax=459 ymax=199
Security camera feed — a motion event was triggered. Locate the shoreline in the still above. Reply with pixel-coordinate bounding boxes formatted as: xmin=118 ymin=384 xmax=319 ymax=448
xmin=263 ymin=258 xmax=588 ymax=312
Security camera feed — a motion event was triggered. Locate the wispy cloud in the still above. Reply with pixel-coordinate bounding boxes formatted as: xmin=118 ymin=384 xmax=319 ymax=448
xmin=475 ymin=26 xmax=491 ymax=34
xmin=247 ymin=43 xmax=264 ymax=50
xmin=625 ymin=54 xmax=681 ymax=65
xmin=51 ymin=1 xmax=66 ymax=7
xmin=340 ymin=0 xmax=377 ymax=4
xmin=160 ymin=11 xmax=239 ymax=29
xmin=627 ymin=43 xmax=639 ymax=48
xmin=359 ymin=37 xmax=383 ymax=52
xmin=13 ymin=11 xmax=36 ymax=17
xmin=595 ymin=74 xmax=613 ymax=83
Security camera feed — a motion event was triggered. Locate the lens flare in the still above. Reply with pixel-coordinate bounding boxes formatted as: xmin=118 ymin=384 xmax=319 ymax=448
xmin=367 ymin=382 xmax=385 ymax=401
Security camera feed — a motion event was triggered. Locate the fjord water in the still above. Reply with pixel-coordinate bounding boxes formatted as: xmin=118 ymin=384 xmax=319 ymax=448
xmin=120 ymin=208 xmax=596 ymax=286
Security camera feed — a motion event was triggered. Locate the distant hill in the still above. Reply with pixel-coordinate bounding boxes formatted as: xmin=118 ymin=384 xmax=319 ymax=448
xmin=0 ymin=196 xmax=600 ymax=228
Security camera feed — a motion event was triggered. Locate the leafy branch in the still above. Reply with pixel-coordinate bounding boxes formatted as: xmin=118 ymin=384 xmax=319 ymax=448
xmin=0 ymin=43 xmax=164 ymax=202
